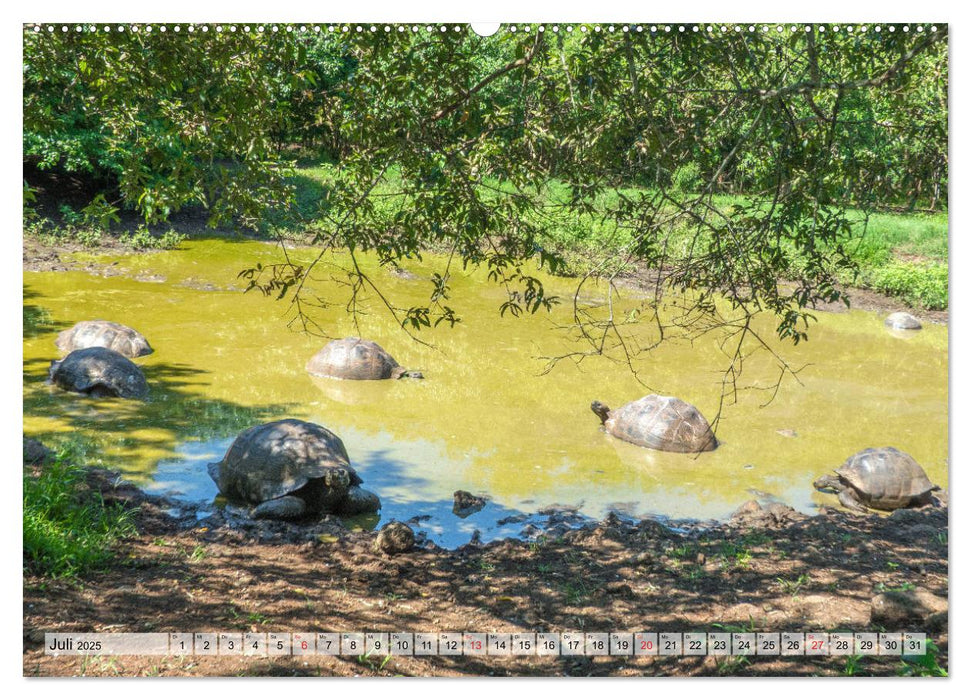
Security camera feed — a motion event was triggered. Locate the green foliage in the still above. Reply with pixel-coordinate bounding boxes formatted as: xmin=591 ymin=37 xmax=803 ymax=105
xmin=23 ymin=440 xmax=136 ymax=579
xmin=775 ymin=574 xmax=811 ymax=596
xmin=861 ymin=261 xmax=948 ymax=310
xmin=898 ymin=640 xmax=947 ymax=677
xmin=23 ymin=180 xmax=38 ymax=221
xmin=24 ymin=28 xmax=307 ymax=227
xmin=119 ymin=225 xmax=186 ymax=250
xmin=671 ymin=162 xmax=702 ymax=193
xmin=81 ymin=194 xmax=121 ymax=230
xmin=843 ymin=654 xmax=865 ymax=676
xmin=57 ymin=204 xmax=84 ymax=227
xmin=24 ymin=25 xmax=948 ymax=375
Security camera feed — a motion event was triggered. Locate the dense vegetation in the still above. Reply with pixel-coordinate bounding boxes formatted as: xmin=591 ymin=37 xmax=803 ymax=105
xmin=24 ymin=24 xmax=949 ymax=368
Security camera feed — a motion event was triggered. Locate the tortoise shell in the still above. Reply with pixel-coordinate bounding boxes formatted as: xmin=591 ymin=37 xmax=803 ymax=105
xmin=836 ymin=447 xmax=935 ymax=509
xmin=306 ymin=338 xmax=403 ymax=380
xmin=605 ymin=395 xmax=717 ymax=453
xmin=49 ymin=347 xmax=149 ymax=399
xmin=56 ymin=320 xmax=153 ymax=358
xmin=209 ymin=419 xmax=361 ymax=506
xmin=884 ymin=312 xmax=922 ymax=331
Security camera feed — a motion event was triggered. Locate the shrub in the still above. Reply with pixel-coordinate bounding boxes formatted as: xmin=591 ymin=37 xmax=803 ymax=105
xmin=864 ymin=261 xmax=948 ymax=310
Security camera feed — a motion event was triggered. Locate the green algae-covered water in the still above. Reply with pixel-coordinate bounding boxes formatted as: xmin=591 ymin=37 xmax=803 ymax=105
xmin=23 ymin=240 xmax=948 ymax=546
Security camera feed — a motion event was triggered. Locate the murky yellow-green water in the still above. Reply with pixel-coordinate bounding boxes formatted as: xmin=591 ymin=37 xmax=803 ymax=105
xmin=23 ymin=239 xmax=948 ymax=545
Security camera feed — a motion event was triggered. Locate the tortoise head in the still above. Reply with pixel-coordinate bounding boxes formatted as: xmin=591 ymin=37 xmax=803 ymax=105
xmin=591 ymin=401 xmax=611 ymax=425
xmin=813 ymin=474 xmax=843 ymax=493
xmin=323 ymin=468 xmax=352 ymax=491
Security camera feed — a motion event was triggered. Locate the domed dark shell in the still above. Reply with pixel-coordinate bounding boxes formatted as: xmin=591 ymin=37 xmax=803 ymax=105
xmin=208 ymin=419 xmax=361 ymax=507
xmin=49 ymin=347 xmax=149 ymax=399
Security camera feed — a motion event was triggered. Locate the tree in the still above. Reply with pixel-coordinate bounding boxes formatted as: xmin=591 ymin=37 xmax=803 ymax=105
xmin=23 ymin=26 xmax=311 ymax=227
xmin=24 ymin=23 xmax=948 ymax=421
xmin=237 ymin=24 xmax=946 ymax=421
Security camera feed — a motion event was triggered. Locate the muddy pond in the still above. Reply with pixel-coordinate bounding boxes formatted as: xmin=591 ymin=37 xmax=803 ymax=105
xmin=23 ymin=239 xmax=949 ymax=547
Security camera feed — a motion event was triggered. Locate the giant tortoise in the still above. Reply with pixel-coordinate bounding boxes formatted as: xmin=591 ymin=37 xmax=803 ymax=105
xmin=49 ymin=347 xmax=149 ymax=399
xmin=56 ymin=320 xmax=153 ymax=358
xmin=814 ymin=447 xmax=938 ymax=512
xmin=207 ymin=419 xmax=381 ymax=520
xmin=591 ymin=394 xmax=717 ymax=453
xmin=306 ymin=338 xmax=422 ymax=380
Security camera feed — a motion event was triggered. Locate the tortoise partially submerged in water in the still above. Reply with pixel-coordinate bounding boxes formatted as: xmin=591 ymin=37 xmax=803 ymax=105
xmin=207 ymin=419 xmax=381 ymax=520
xmin=49 ymin=347 xmax=149 ymax=399
xmin=56 ymin=320 xmax=153 ymax=358
xmin=814 ymin=447 xmax=938 ymax=512
xmin=884 ymin=312 xmax=922 ymax=331
xmin=591 ymin=395 xmax=717 ymax=453
xmin=306 ymin=338 xmax=422 ymax=380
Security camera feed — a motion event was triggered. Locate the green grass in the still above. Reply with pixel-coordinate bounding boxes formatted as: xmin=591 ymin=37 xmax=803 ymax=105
xmin=281 ymin=162 xmax=948 ymax=309
xmin=898 ymin=640 xmax=947 ymax=677
xmin=23 ymin=440 xmax=136 ymax=579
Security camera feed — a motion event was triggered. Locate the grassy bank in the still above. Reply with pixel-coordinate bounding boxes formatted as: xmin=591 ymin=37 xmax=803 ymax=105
xmin=23 ymin=439 xmax=136 ymax=579
xmin=275 ymin=163 xmax=948 ymax=310
xmin=23 ymin=162 xmax=949 ymax=310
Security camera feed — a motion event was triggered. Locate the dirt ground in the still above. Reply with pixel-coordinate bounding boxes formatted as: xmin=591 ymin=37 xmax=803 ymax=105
xmin=22 ymin=468 xmax=949 ymax=678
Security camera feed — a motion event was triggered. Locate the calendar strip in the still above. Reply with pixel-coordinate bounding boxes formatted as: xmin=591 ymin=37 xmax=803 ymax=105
xmin=44 ymin=632 xmax=928 ymax=657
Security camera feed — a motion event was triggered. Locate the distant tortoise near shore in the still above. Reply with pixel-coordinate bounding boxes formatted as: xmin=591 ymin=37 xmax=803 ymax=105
xmin=813 ymin=447 xmax=938 ymax=512
xmin=591 ymin=395 xmax=717 ymax=453
xmin=49 ymin=347 xmax=149 ymax=399
xmin=306 ymin=337 xmax=423 ymax=380
xmin=56 ymin=320 xmax=153 ymax=358
xmin=884 ymin=312 xmax=922 ymax=331
xmin=207 ymin=419 xmax=381 ymax=520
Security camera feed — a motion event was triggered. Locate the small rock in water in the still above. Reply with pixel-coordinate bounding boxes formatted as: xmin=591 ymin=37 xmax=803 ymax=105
xmin=389 ymin=265 xmax=419 ymax=280
xmin=496 ymin=513 xmax=528 ymax=526
xmin=730 ymin=499 xmax=804 ymax=527
xmin=884 ymin=311 xmax=922 ymax=331
xmin=453 ymin=490 xmax=487 ymax=518
xmin=372 ymin=521 xmax=415 ymax=555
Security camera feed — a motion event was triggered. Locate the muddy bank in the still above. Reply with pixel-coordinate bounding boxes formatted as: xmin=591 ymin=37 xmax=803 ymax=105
xmin=23 ymin=235 xmax=947 ymax=323
xmin=23 ymin=467 xmax=948 ymax=677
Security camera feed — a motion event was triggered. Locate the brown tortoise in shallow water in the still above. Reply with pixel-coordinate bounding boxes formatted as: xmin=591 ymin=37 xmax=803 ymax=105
xmin=49 ymin=347 xmax=149 ymax=399
xmin=591 ymin=395 xmax=717 ymax=453
xmin=207 ymin=419 xmax=381 ymax=520
xmin=813 ymin=447 xmax=938 ymax=512
xmin=56 ymin=320 xmax=153 ymax=358
xmin=305 ymin=337 xmax=422 ymax=380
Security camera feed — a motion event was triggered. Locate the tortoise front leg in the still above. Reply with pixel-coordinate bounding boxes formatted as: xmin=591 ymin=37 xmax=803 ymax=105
xmin=253 ymin=495 xmax=309 ymax=520
xmin=837 ymin=488 xmax=868 ymax=513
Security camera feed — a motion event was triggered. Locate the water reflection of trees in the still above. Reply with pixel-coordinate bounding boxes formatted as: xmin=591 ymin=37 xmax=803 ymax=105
xmin=23 ymin=285 xmax=69 ymax=338
xmin=23 ymin=353 xmax=291 ymax=471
